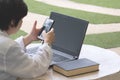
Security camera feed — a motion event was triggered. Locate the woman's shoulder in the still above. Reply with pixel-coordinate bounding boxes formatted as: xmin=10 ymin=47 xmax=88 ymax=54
xmin=0 ymin=36 xmax=19 ymax=52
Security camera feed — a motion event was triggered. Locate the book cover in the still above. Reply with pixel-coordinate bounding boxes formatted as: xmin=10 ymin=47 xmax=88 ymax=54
xmin=53 ymin=58 xmax=99 ymax=76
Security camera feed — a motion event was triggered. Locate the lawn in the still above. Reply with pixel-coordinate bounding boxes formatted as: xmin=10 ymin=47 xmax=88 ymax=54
xmin=11 ymin=30 xmax=120 ymax=49
xmin=16 ymin=0 xmax=119 ymax=49
xmin=10 ymin=30 xmax=27 ymax=40
xmin=70 ymin=0 xmax=120 ymax=9
xmin=24 ymin=0 xmax=120 ymax=24
xmin=84 ymin=32 xmax=120 ymax=48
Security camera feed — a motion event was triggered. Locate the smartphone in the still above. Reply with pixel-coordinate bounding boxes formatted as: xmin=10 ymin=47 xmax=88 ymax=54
xmin=38 ymin=18 xmax=55 ymax=40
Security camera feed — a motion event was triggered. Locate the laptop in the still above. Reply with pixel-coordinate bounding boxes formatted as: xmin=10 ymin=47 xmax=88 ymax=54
xmin=50 ymin=12 xmax=89 ymax=65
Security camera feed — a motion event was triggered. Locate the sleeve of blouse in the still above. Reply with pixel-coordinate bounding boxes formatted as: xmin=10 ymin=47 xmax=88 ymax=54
xmin=15 ymin=36 xmax=26 ymax=51
xmin=5 ymin=41 xmax=53 ymax=78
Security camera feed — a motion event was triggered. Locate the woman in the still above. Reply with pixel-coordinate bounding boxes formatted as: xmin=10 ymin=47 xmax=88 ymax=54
xmin=0 ymin=0 xmax=54 ymax=80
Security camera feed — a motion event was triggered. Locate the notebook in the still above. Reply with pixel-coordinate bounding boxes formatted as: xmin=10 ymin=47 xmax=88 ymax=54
xmin=50 ymin=12 xmax=89 ymax=65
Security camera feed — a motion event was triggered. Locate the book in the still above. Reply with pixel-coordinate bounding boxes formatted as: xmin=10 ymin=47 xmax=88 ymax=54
xmin=53 ymin=58 xmax=99 ymax=77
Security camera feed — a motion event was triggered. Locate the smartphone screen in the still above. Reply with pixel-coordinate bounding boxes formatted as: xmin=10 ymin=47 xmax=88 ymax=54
xmin=44 ymin=18 xmax=54 ymax=32
xmin=38 ymin=18 xmax=55 ymax=40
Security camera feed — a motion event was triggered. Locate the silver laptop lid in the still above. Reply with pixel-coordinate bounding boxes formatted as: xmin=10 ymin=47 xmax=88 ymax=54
xmin=50 ymin=12 xmax=89 ymax=58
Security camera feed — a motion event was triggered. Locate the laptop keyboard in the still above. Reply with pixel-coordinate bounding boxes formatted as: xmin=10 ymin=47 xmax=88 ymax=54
xmin=52 ymin=53 xmax=70 ymax=62
xmin=26 ymin=46 xmax=70 ymax=62
xmin=26 ymin=46 xmax=38 ymax=54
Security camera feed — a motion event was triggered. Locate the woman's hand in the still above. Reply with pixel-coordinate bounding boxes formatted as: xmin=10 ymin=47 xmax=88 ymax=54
xmin=23 ymin=21 xmax=42 ymax=46
xmin=23 ymin=20 xmax=55 ymax=46
xmin=29 ymin=20 xmax=40 ymax=41
xmin=43 ymin=28 xmax=55 ymax=46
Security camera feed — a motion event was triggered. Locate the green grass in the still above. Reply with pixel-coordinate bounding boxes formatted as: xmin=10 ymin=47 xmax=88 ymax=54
xmin=84 ymin=32 xmax=120 ymax=48
xmin=11 ymin=30 xmax=120 ymax=48
xmin=24 ymin=0 xmax=120 ymax=24
xmin=20 ymin=0 xmax=120 ymax=48
xmin=10 ymin=30 xmax=27 ymax=40
xmin=70 ymin=0 xmax=120 ymax=9
xmin=10 ymin=30 xmax=40 ymax=43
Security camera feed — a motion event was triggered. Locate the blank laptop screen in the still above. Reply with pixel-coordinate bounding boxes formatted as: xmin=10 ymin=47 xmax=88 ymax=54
xmin=50 ymin=12 xmax=89 ymax=57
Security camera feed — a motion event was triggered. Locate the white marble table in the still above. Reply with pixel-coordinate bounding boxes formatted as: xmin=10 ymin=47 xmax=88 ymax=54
xmin=20 ymin=44 xmax=120 ymax=80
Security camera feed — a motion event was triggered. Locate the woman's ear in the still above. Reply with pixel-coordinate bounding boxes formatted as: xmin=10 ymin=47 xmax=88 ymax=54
xmin=10 ymin=20 xmax=15 ymax=27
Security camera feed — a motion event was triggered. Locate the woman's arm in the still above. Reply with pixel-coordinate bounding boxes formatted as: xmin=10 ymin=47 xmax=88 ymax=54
xmin=23 ymin=21 xmax=54 ymax=47
xmin=5 ymin=42 xmax=52 ymax=78
xmin=23 ymin=21 xmax=40 ymax=47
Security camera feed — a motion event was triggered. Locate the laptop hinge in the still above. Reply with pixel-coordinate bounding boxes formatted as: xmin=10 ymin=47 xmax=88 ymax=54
xmin=73 ymin=56 xmax=78 ymax=59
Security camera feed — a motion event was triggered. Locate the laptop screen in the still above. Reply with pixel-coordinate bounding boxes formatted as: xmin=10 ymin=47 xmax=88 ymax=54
xmin=50 ymin=12 xmax=89 ymax=57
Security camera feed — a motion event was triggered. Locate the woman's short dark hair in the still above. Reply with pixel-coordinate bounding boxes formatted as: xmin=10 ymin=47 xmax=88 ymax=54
xmin=0 ymin=0 xmax=28 ymax=31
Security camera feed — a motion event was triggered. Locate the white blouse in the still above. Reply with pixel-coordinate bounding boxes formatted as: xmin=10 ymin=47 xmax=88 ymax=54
xmin=0 ymin=31 xmax=53 ymax=80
